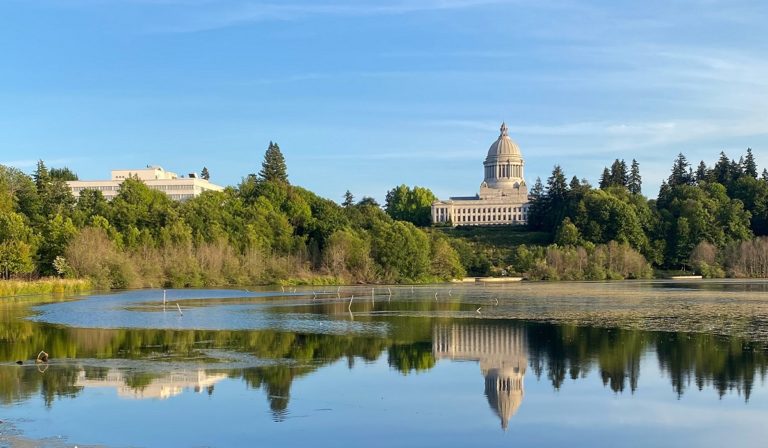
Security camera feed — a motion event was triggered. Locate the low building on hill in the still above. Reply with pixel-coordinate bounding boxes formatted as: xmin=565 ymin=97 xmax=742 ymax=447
xmin=431 ymin=123 xmax=530 ymax=226
xmin=67 ymin=165 xmax=224 ymax=201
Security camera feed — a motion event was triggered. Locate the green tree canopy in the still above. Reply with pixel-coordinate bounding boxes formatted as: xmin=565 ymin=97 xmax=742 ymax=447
xmin=370 ymin=220 xmax=430 ymax=282
xmin=384 ymin=185 xmax=436 ymax=227
xmin=555 ymin=217 xmax=581 ymax=246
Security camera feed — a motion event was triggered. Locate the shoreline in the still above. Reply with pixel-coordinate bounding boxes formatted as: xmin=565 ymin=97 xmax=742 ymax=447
xmin=2 ymin=276 xmax=766 ymax=298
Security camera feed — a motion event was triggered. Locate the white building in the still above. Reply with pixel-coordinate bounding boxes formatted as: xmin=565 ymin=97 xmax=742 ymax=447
xmin=67 ymin=165 xmax=224 ymax=201
xmin=432 ymin=123 xmax=530 ymax=226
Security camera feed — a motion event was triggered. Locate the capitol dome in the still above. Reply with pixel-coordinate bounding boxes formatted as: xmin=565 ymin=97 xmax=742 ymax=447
xmin=482 ymin=122 xmax=526 ymax=190
xmin=487 ymin=122 xmax=522 ymax=158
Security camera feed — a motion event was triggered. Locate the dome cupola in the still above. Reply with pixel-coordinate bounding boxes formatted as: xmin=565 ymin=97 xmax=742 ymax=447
xmin=486 ymin=122 xmax=522 ymax=158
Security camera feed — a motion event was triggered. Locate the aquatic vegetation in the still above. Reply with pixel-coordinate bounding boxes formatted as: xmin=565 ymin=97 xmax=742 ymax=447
xmin=0 ymin=278 xmax=91 ymax=298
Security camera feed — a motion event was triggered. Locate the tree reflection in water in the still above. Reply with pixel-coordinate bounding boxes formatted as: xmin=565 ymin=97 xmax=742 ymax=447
xmin=1 ymin=301 xmax=767 ymax=425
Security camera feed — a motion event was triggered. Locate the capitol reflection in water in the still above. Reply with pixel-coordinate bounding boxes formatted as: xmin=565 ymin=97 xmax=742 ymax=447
xmin=434 ymin=323 xmax=526 ymax=430
xmin=75 ymin=368 xmax=227 ymax=400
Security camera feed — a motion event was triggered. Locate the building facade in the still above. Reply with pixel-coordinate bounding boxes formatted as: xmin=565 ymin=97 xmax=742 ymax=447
xmin=431 ymin=123 xmax=530 ymax=226
xmin=67 ymin=166 xmax=224 ymax=201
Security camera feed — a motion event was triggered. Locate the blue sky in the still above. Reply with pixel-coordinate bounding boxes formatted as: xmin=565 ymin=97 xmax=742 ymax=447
xmin=1 ymin=0 xmax=767 ymax=203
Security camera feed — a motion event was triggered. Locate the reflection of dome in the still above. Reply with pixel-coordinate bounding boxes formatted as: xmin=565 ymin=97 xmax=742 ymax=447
xmin=433 ymin=323 xmax=527 ymax=430
xmin=482 ymin=364 xmax=525 ymax=430
xmin=483 ymin=122 xmax=526 ymax=190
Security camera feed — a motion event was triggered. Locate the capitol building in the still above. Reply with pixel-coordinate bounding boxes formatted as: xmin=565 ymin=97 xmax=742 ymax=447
xmin=431 ymin=123 xmax=530 ymax=226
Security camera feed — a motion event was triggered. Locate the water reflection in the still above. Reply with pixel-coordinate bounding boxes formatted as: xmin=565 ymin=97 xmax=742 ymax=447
xmin=2 ymin=288 xmax=768 ymax=446
xmin=2 ymin=321 xmax=766 ymax=409
xmin=74 ymin=368 xmax=227 ymax=400
xmin=434 ymin=324 xmax=526 ymax=429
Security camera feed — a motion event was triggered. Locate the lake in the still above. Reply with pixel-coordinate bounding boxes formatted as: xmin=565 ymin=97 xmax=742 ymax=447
xmin=2 ymin=280 xmax=768 ymax=447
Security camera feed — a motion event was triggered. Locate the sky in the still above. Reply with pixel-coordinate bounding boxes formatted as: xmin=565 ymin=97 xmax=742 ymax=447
xmin=1 ymin=0 xmax=767 ymax=203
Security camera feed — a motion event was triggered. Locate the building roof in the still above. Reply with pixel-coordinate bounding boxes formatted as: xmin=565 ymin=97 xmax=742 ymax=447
xmin=486 ymin=122 xmax=522 ymax=159
xmin=448 ymin=195 xmax=480 ymax=201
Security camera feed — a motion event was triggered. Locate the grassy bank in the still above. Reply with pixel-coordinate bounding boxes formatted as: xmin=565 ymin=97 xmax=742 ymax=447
xmin=434 ymin=225 xmax=552 ymax=247
xmin=0 ymin=278 xmax=92 ymax=298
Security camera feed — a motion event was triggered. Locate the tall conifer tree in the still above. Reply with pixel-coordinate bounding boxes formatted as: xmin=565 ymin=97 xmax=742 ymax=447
xmin=259 ymin=141 xmax=288 ymax=183
xmin=343 ymin=190 xmax=354 ymax=207
xmin=695 ymin=161 xmax=708 ymax=183
xmin=669 ymin=153 xmax=692 ymax=186
xmin=714 ymin=151 xmax=732 ymax=186
xmin=599 ymin=167 xmax=611 ymax=189
xmin=628 ymin=159 xmax=642 ymax=194
xmin=744 ymin=148 xmax=758 ymax=179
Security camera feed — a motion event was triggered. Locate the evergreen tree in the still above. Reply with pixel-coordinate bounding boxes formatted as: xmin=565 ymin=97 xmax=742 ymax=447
xmin=658 ymin=180 xmax=671 ymax=204
xmin=609 ymin=159 xmax=628 ymax=187
xmin=527 ymin=177 xmax=546 ymax=230
xmin=599 ymin=167 xmax=610 ymax=189
xmin=744 ymin=148 xmax=758 ymax=179
xmin=343 ymin=190 xmax=354 ymax=208
xmin=628 ymin=159 xmax=642 ymax=194
xmin=731 ymin=158 xmax=743 ymax=184
xmin=49 ymin=167 xmax=78 ymax=181
xmin=33 ymin=160 xmax=74 ymax=219
xmin=714 ymin=151 xmax=732 ymax=186
xmin=695 ymin=161 xmax=708 ymax=183
xmin=669 ymin=153 xmax=692 ymax=186
xmin=259 ymin=142 xmax=288 ymax=183
xmin=530 ymin=177 xmax=544 ymax=198
xmin=620 ymin=159 xmax=629 ymax=186
xmin=539 ymin=165 xmax=569 ymax=232
xmin=569 ymin=175 xmax=581 ymax=191
xmin=763 ymin=169 xmax=768 ymax=182
xmin=547 ymin=165 xmax=568 ymax=201
xmin=33 ymin=160 xmax=50 ymax=192
xmin=201 ymin=167 xmax=210 ymax=181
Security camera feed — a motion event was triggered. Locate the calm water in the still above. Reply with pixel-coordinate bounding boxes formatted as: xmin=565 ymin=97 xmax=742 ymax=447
xmin=2 ymin=281 xmax=768 ymax=447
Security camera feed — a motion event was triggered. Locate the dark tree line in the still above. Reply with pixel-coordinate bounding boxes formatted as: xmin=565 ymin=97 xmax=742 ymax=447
xmin=528 ymin=148 xmax=768 ymax=273
xmin=599 ymin=158 xmax=641 ymax=194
